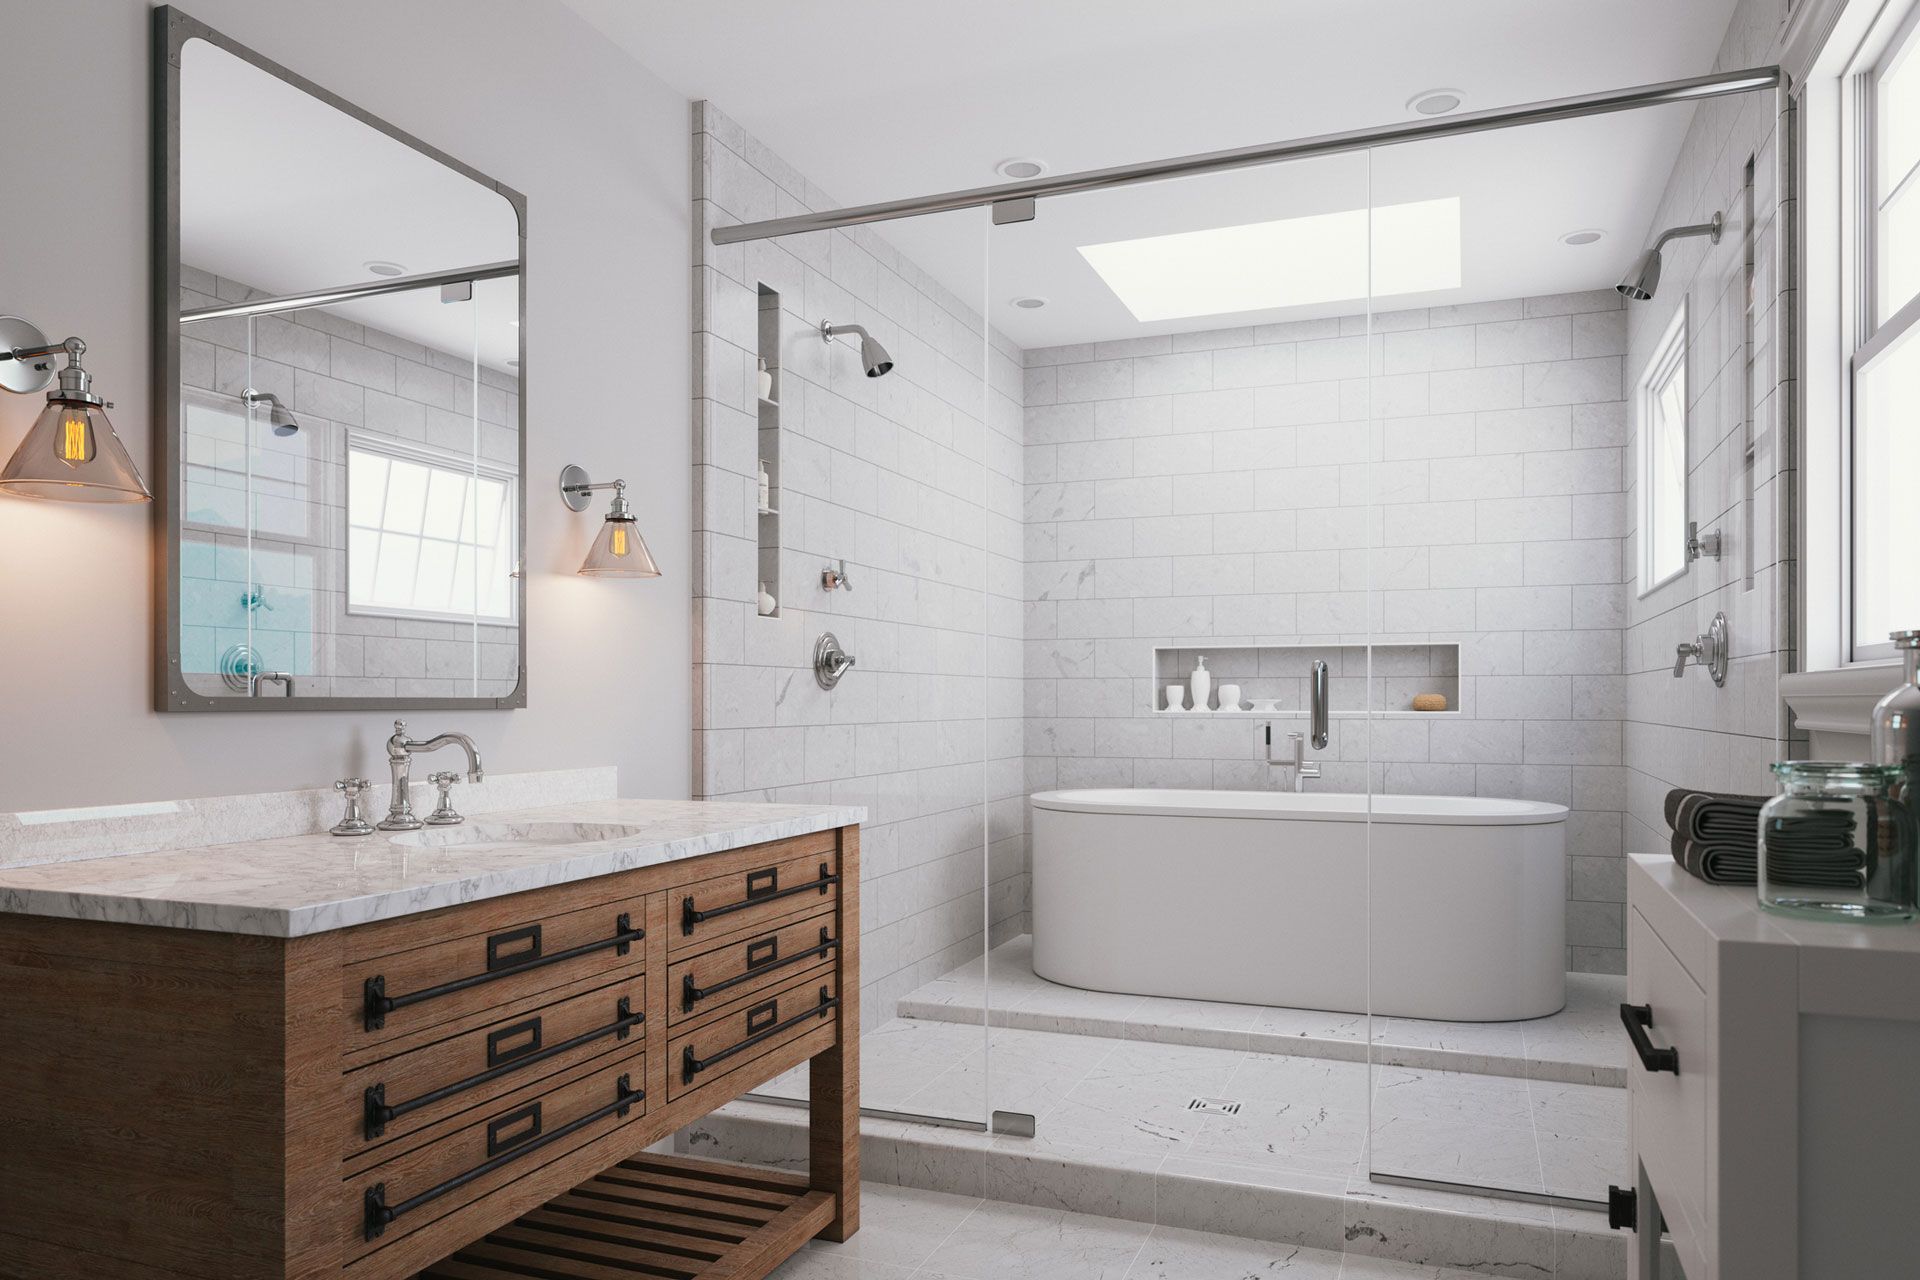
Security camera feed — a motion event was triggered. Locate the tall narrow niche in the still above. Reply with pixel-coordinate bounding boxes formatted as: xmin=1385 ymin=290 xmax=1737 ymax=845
xmin=756 ymin=285 xmax=781 ymax=617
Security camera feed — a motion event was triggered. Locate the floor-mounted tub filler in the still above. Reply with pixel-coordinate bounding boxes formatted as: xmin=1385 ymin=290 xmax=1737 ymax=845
xmin=1030 ymin=788 xmax=1568 ymax=1021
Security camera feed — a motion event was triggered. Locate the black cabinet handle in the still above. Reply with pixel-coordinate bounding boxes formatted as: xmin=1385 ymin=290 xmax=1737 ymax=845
xmin=682 ymin=986 xmax=837 ymax=1084
xmin=682 ymin=927 xmax=838 ymax=1012
xmin=363 ymin=913 xmax=642 ymax=1031
xmin=1607 ymin=1184 xmax=1638 ymax=1231
xmin=363 ymin=1073 xmax=641 ymax=1240
xmin=363 ymin=997 xmax=643 ymax=1140
xmin=1619 ymin=1002 xmax=1679 ymax=1074
xmin=682 ymin=863 xmax=837 ymax=934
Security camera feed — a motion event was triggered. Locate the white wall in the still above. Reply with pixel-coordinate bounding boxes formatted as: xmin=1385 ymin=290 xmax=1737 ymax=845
xmin=1623 ymin=0 xmax=1796 ymax=851
xmin=1023 ymin=296 xmax=1634 ymax=974
xmin=690 ymin=104 xmax=1028 ymax=1027
xmin=0 ymin=0 xmax=690 ymax=811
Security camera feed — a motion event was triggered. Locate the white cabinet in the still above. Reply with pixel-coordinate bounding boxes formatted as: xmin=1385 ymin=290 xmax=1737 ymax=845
xmin=1624 ymin=854 xmax=1920 ymax=1279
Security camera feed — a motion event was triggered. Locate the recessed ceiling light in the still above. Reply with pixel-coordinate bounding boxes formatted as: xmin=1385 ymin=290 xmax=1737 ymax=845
xmin=995 ymin=157 xmax=1048 ymax=180
xmin=1559 ymin=229 xmax=1606 ymax=246
xmin=1011 ymin=296 xmax=1048 ymax=310
xmin=1078 ymin=198 xmax=1462 ymax=323
xmin=364 ymin=260 xmax=408 ymax=277
xmin=1407 ymin=88 xmax=1465 ymax=116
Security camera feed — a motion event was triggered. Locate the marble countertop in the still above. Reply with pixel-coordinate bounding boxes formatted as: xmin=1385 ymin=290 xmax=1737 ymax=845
xmin=0 ymin=798 xmax=865 ymax=937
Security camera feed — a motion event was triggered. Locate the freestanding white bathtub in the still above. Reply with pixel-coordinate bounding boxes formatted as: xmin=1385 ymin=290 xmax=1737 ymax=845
xmin=1030 ymin=789 xmax=1568 ymax=1021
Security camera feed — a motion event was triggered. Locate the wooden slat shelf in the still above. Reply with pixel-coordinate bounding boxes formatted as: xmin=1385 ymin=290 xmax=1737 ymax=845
xmin=415 ymin=1153 xmax=835 ymax=1280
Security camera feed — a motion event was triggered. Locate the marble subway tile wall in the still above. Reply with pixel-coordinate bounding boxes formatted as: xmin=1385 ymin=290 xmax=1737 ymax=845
xmin=1622 ymin=0 xmax=1796 ymax=858
xmin=691 ymin=103 xmax=1028 ymax=1027
xmin=1023 ymin=295 xmax=1633 ymax=973
xmin=177 ymin=265 xmax=519 ymax=698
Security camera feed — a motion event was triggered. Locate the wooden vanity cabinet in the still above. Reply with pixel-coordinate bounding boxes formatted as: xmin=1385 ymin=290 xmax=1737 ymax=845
xmin=0 ymin=824 xmax=859 ymax=1280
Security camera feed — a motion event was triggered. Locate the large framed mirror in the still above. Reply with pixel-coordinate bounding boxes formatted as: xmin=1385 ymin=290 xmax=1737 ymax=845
xmin=155 ymin=7 xmax=526 ymax=711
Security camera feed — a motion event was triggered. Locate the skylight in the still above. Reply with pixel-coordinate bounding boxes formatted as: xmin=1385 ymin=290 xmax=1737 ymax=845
xmin=1078 ymin=197 xmax=1462 ymax=323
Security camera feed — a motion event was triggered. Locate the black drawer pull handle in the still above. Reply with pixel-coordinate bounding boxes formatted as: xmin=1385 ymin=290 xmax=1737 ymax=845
xmin=682 ymin=863 xmax=837 ymax=934
xmin=362 ymin=997 xmax=643 ymax=1140
xmin=1607 ymin=1184 xmax=1638 ymax=1231
xmin=747 ymin=937 xmax=780 ymax=969
xmin=487 ymin=924 xmax=542 ymax=971
xmin=683 ymin=928 xmax=838 ymax=1013
xmin=364 ymin=1074 xmax=640 ymax=1240
xmin=486 ymin=1101 xmax=542 ymax=1156
xmin=487 ymin=1016 xmax=544 ymax=1067
xmin=1620 ymin=1003 xmax=1679 ymax=1074
xmin=746 ymin=867 xmax=779 ymax=898
xmin=363 ymin=913 xmax=642 ymax=1031
xmin=682 ymin=986 xmax=837 ymax=1084
xmin=746 ymin=998 xmax=779 ymax=1033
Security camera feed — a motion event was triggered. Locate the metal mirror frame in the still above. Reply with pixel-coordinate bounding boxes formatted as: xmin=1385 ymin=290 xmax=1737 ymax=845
xmin=153 ymin=6 xmax=528 ymax=712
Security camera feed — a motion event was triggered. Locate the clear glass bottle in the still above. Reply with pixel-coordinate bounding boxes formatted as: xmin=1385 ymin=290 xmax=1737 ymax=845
xmin=1759 ymin=762 xmax=1914 ymax=922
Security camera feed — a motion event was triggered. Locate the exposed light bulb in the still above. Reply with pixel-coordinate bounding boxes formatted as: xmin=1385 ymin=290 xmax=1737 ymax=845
xmin=57 ymin=409 xmax=95 ymax=466
xmin=610 ymin=523 xmax=630 ymax=558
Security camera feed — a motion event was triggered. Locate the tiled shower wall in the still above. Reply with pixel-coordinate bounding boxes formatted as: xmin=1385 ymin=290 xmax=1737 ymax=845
xmin=177 ymin=264 xmax=519 ymax=699
xmin=690 ymin=103 xmax=1028 ymax=1027
xmin=1023 ymin=295 xmax=1634 ymax=974
xmin=1623 ymin=0 xmax=1797 ymax=851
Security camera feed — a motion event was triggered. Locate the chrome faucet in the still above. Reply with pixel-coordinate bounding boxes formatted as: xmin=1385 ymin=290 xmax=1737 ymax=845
xmin=377 ymin=720 xmax=484 ymax=831
xmin=1262 ymin=722 xmax=1321 ymax=792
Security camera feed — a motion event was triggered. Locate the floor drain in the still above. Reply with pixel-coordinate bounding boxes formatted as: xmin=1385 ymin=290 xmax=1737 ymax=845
xmin=1187 ymin=1096 xmax=1241 ymax=1115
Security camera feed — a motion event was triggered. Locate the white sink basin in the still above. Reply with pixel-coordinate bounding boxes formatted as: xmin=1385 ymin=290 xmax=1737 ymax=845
xmin=386 ymin=821 xmax=648 ymax=852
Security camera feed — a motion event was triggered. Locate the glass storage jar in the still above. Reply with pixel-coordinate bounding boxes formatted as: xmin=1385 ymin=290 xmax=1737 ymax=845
xmin=1759 ymin=762 xmax=1915 ymax=922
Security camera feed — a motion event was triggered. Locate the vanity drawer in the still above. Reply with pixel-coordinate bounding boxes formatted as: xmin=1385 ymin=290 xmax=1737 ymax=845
xmin=671 ymin=839 xmax=839 ymax=957
xmin=669 ymin=969 xmax=840 ymax=1102
xmin=343 ymin=892 xmax=647 ymax=1048
xmin=1627 ymin=907 xmax=1708 ymax=1252
xmin=349 ymin=1047 xmax=646 ymax=1260
xmin=669 ymin=910 xmax=840 ymax=1026
xmin=343 ymin=972 xmax=646 ymax=1160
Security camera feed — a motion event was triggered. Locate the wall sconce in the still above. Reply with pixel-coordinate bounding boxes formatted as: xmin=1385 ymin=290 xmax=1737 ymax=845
xmin=0 ymin=315 xmax=151 ymax=502
xmin=559 ymin=464 xmax=659 ymax=578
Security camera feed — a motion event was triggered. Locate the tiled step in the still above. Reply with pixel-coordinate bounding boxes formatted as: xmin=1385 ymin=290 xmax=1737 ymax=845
xmin=677 ymin=1096 xmax=1628 ymax=1280
xmin=899 ymin=937 xmax=1629 ymax=1087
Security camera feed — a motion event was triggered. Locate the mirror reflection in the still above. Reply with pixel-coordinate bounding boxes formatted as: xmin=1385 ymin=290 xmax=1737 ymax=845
xmin=166 ymin=32 xmax=523 ymax=706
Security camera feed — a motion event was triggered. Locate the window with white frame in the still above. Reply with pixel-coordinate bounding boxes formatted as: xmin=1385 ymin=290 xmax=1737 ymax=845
xmin=1847 ymin=0 xmax=1920 ymax=659
xmin=1637 ymin=305 xmax=1689 ymax=595
xmin=346 ymin=435 xmax=516 ymax=624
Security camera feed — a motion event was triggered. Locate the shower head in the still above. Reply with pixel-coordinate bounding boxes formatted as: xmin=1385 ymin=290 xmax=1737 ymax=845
xmin=1616 ymin=212 xmax=1723 ymax=301
xmin=244 ymin=390 xmax=299 ymax=436
xmin=820 ymin=320 xmax=893 ymax=377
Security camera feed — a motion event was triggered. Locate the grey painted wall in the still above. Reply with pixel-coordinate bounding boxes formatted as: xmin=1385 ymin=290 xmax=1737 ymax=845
xmin=0 ymin=0 xmax=690 ymax=810
xmin=1023 ymin=297 xmax=1634 ymax=974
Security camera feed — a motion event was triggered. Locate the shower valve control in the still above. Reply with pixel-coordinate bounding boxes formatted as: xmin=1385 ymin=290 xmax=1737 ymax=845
xmin=1673 ymin=611 xmax=1729 ymax=686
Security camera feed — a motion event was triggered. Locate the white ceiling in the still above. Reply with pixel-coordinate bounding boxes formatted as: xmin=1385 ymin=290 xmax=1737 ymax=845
xmin=565 ymin=0 xmax=1749 ymax=347
xmin=179 ymin=38 xmax=520 ymax=371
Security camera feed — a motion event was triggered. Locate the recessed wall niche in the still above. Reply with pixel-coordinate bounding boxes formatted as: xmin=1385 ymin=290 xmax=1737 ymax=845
xmin=755 ymin=284 xmax=781 ymax=617
xmin=1152 ymin=643 xmax=1461 ymax=716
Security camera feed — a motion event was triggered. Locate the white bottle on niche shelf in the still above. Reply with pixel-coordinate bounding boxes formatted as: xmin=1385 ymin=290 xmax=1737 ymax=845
xmin=757 ymin=582 xmax=777 ymax=617
xmin=757 ymin=357 xmax=774 ymax=401
xmin=757 ymin=459 xmax=771 ymax=513
xmin=1190 ymin=654 xmax=1211 ymax=712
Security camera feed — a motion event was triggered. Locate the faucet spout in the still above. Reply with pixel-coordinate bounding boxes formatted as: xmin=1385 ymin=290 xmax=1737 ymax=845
xmin=377 ymin=721 xmax=485 ymax=831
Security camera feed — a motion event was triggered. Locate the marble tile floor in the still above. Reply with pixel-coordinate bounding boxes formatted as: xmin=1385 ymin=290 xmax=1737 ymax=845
xmin=750 ymin=1019 xmax=1624 ymax=1203
xmin=898 ymin=937 xmax=1629 ymax=1087
xmin=768 ymin=1180 xmax=1551 ymax=1280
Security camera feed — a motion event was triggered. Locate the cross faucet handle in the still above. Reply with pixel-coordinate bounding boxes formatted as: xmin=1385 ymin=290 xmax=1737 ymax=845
xmin=331 ymin=777 xmax=375 ymax=838
xmin=425 ymin=771 xmax=464 ymax=827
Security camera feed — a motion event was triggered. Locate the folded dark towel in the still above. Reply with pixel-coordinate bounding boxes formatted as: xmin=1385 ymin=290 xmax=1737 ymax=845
xmin=1667 ymin=790 xmax=1767 ymax=845
xmin=1670 ymin=834 xmax=1757 ymax=884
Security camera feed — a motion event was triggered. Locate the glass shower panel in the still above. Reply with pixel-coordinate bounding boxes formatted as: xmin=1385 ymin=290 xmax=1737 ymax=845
xmin=1360 ymin=85 xmax=1787 ymax=1267
xmin=176 ymin=275 xmax=517 ymax=700
xmin=988 ymin=150 xmax=1378 ymax=1153
xmin=722 ymin=204 xmax=998 ymax=1129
